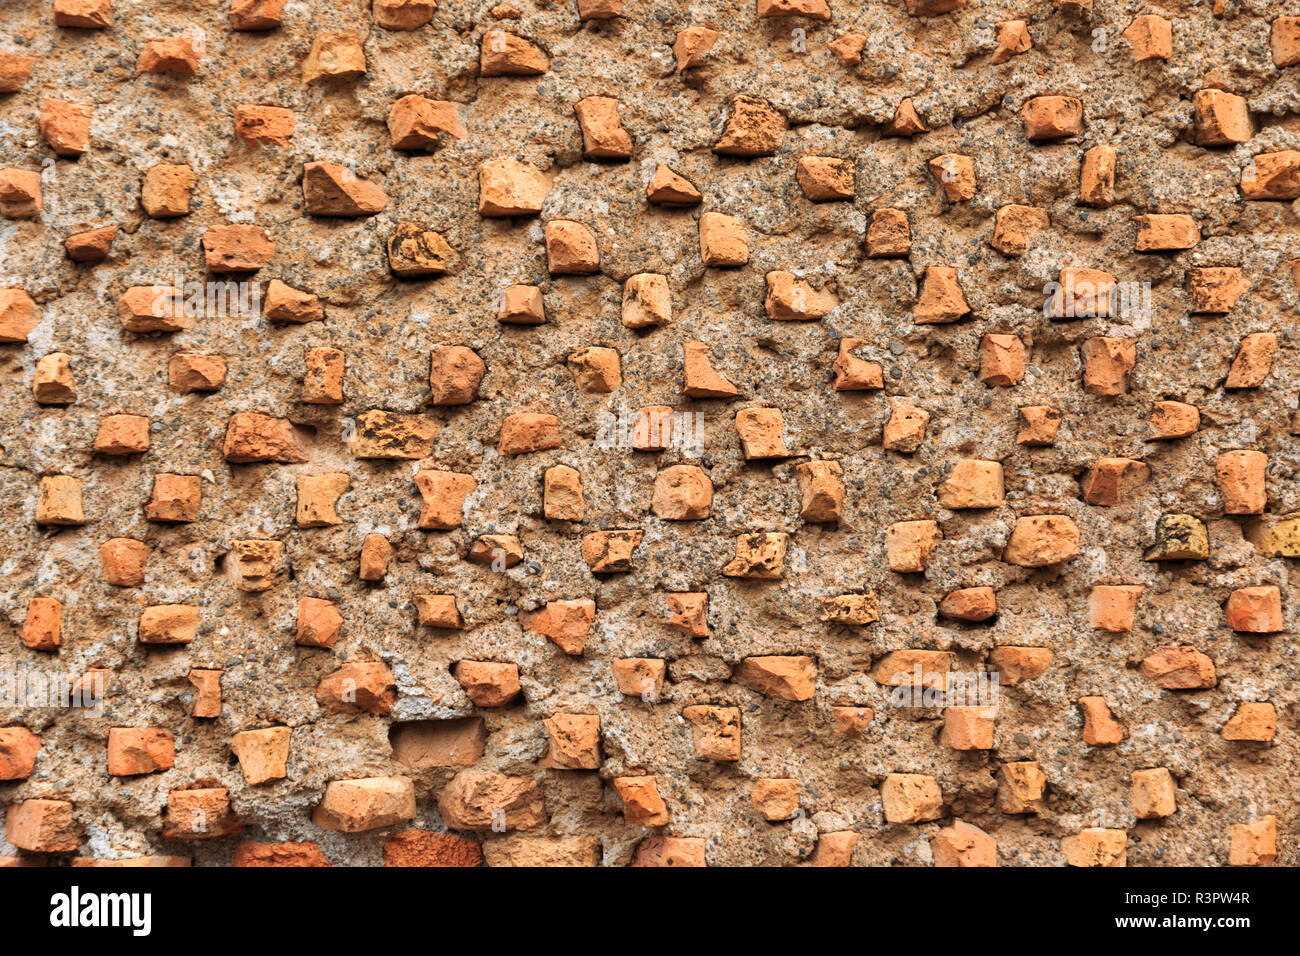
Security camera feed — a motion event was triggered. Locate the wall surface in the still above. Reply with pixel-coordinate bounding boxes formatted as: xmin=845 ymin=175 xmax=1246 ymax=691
xmin=0 ymin=0 xmax=1298 ymax=867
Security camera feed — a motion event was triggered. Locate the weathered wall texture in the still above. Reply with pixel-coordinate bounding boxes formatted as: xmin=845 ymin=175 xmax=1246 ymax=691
xmin=0 ymin=0 xmax=1298 ymax=867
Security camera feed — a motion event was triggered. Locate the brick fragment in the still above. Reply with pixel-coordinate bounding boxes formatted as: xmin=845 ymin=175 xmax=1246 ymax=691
xmin=997 ymin=762 xmax=1046 ymax=814
xmin=229 ymin=539 xmax=285 ymax=592
xmin=137 ymin=38 xmax=202 ymax=77
xmin=1224 ymin=332 xmax=1276 ymax=388
xmin=1062 ymin=829 xmax=1126 ymax=867
xmin=437 ymin=770 xmax=545 ymax=830
xmin=142 ymin=164 xmax=196 ymax=218
xmin=0 ymin=168 xmax=42 ymax=219
xmin=913 ymin=266 xmax=969 ymax=323
xmin=0 ymin=51 xmax=36 ymax=92
xmin=883 ymin=397 xmax=929 ymax=452
xmin=224 ymin=412 xmax=305 ymax=463
xmin=683 ymin=705 xmax=741 ymax=760
xmin=1135 ymin=213 xmax=1200 ymax=251
xmin=884 ymin=99 xmax=927 ymax=137
xmin=1216 ymin=449 xmax=1266 ymax=514
xmin=1225 ymin=585 xmax=1282 ymax=634
xmin=163 ymin=787 xmax=242 ymax=838
xmin=388 ymin=222 xmax=458 ymax=277
xmin=1003 ymin=514 xmax=1080 ymax=568
xmin=612 ymin=658 xmax=665 ymax=700
xmin=575 ymin=96 xmax=631 ymax=160
xmin=646 ymin=164 xmax=701 ymax=204
xmin=699 ymin=212 xmax=749 ymax=266
xmin=938 ymin=586 xmax=996 ymax=622
xmin=735 ymin=406 xmax=788 ymax=458
xmin=1240 ymin=150 xmax=1300 ymax=199
xmin=33 ymin=353 xmax=76 ymax=405
xmin=0 ymin=288 xmax=40 ymax=342
xmin=139 ymin=604 xmax=198 ymax=645
xmin=525 ymin=598 xmax=594 ymax=655
xmin=384 ymin=831 xmax=482 ymax=867
xmin=230 ymin=727 xmax=290 ymax=785
xmin=652 ymin=465 xmax=713 ymax=520
xmin=543 ymin=713 xmax=601 ymax=769
xmin=991 ymin=204 xmax=1048 ymax=256
xmin=480 ymin=31 xmax=549 ymax=75
xmin=1079 ymin=696 xmax=1124 ymax=745
xmin=1144 ymin=513 xmax=1209 ymax=561
xmin=827 ymin=32 xmax=867 ymax=66
xmin=1193 ymin=89 xmax=1252 ymax=146
xmin=881 ymin=773 xmax=943 ymax=824
xmin=353 ymin=409 xmax=437 ymax=459
xmin=303 ymin=348 xmax=344 ymax=404
xmin=931 ymin=820 xmax=997 ymax=866
xmin=1131 ymin=768 xmax=1177 ymax=819
xmin=734 ymin=656 xmax=816 ymax=701
xmin=234 ymin=105 xmax=295 ymax=146
xmin=230 ymin=0 xmax=284 ymax=30
xmin=667 ymin=593 xmax=708 ymax=636
xmin=107 ymin=727 xmax=175 ymax=776
xmin=938 ymin=459 xmax=1003 ymax=509
xmin=765 ymin=271 xmax=837 ymax=319
xmin=987 ymin=646 xmax=1051 ymax=684
xmin=941 ymin=706 xmax=995 ymax=750
xmin=313 ymin=777 xmax=416 ymax=832
xmin=1089 ymin=585 xmax=1143 ymax=632
xmin=6 ymin=799 xmax=82 ymax=852
xmin=545 ymin=219 xmax=599 ymax=274
xmin=235 ymin=842 xmax=329 ymax=867
xmin=683 ymin=340 xmax=738 ymax=397
xmin=40 ymin=100 xmax=91 ymax=156
xmin=722 ymin=532 xmax=787 ymax=578
xmin=582 ymin=529 xmax=642 ymax=572
xmin=1229 ymin=817 xmax=1277 ymax=866
xmin=22 ymin=598 xmax=60 ymax=652
xmin=631 ymin=836 xmax=705 ymax=866
xmin=992 ymin=20 xmax=1032 ymax=63
xmin=1223 ymin=703 xmax=1276 ymax=742
xmin=100 ymin=537 xmax=149 ymax=586
xmin=1016 ymin=405 xmax=1061 ymax=445
xmin=146 ymin=474 xmax=201 ymax=522
xmin=316 ymin=661 xmax=396 ymax=715
xmin=478 ymin=158 xmax=549 ymax=216
xmin=454 ymin=660 xmax=521 ymax=706
xmin=1080 ymin=145 xmax=1116 ymax=206
xmin=614 ymin=775 xmax=669 ymax=825
xmin=867 ymin=208 xmax=910 ymax=258
xmin=886 ymin=519 xmax=941 ymax=573
xmin=1150 ymin=400 xmax=1198 ymax=439
xmin=303 ymin=33 xmax=366 ymax=83
xmin=928 ymin=154 xmax=975 ymax=200
xmin=1123 ymin=14 xmax=1171 ymax=60
xmin=189 ymin=669 xmax=222 ymax=718
xmin=359 ymin=533 xmax=393 ymax=581
xmin=170 ymin=353 xmax=226 ymax=392
xmin=832 ymin=339 xmax=882 ymax=390
xmin=1023 ymin=95 xmax=1083 ymax=140
xmin=714 ymin=96 xmax=785 ymax=156
xmin=1140 ymin=645 xmax=1216 ymax=689
xmin=302 ymin=161 xmax=388 ymax=216
xmin=1082 ymin=457 xmax=1150 ymax=506
xmin=796 ymin=156 xmax=853 ymax=201
xmin=203 ymin=224 xmax=274 ymax=273
xmin=1082 ymin=336 xmax=1135 ymax=395
xmin=1273 ymin=17 xmax=1300 ymax=67
xmin=374 ymin=0 xmax=435 ymax=30
xmin=673 ymin=27 xmax=718 ymax=70
xmin=36 ymin=475 xmax=85 ymax=525
xmin=979 ymin=334 xmax=1026 ymax=386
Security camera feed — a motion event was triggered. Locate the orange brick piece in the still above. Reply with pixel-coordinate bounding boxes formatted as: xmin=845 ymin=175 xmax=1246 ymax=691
xmin=107 ymin=728 xmax=175 ymax=776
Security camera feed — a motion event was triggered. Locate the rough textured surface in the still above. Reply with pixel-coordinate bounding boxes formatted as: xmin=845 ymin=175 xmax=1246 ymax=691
xmin=0 ymin=0 xmax=1298 ymax=867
